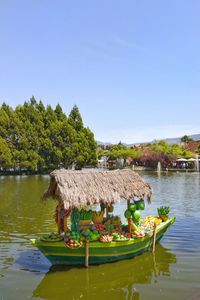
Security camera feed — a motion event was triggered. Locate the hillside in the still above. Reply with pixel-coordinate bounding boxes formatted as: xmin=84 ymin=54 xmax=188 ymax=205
xmin=97 ymin=134 xmax=200 ymax=147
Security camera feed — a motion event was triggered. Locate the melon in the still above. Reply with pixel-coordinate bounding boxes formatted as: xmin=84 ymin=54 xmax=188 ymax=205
xmin=132 ymin=210 xmax=141 ymax=220
xmin=129 ymin=203 xmax=136 ymax=212
xmin=124 ymin=209 xmax=132 ymax=219
xmin=138 ymin=200 xmax=145 ymax=210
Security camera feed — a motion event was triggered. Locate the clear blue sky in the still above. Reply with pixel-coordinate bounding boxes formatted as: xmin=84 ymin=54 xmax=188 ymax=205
xmin=0 ymin=0 xmax=200 ymax=143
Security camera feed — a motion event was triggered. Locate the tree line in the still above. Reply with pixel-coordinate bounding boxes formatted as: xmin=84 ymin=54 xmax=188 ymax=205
xmin=0 ymin=97 xmax=97 ymax=173
xmin=98 ymin=139 xmax=196 ymax=169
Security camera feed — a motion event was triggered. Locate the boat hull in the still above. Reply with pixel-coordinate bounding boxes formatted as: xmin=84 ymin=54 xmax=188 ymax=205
xmin=31 ymin=217 xmax=175 ymax=266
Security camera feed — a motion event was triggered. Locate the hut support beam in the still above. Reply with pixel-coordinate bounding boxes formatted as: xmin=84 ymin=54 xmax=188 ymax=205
xmin=57 ymin=201 xmax=61 ymax=234
xmin=64 ymin=216 xmax=68 ymax=233
xmin=128 ymin=218 xmax=132 ymax=234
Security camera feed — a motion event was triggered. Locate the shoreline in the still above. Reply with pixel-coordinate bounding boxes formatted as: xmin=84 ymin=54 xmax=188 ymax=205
xmin=0 ymin=167 xmax=199 ymax=176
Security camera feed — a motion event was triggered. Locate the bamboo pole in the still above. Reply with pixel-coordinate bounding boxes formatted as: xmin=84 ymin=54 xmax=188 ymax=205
xmin=152 ymin=223 xmax=157 ymax=253
xmin=85 ymin=240 xmax=89 ymax=268
xmin=57 ymin=202 xmax=61 ymax=234
xmin=128 ymin=218 xmax=132 ymax=234
xmin=127 ymin=200 xmax=132 ymax=233
xmin=64 ymin=216 xmax=68 ymax=233
xmin=106 ymin=205 xmax=109 ymax=218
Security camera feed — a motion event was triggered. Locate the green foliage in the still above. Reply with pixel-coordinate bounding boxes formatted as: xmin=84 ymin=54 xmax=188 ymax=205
xmin=150 ymin=140 xmax=194 ymax=159
xmin=181 ymin=135 xmax=193 ymax=143
xmin=107 ymin=147 xmax=142 ymax=160
xmin=0 ymin=98 xmax=97 ymax=172
xmin=97 ymin=147 xmax=104 ymax=159
xmin=0 ymin=136 xmax=12 ymax=168
xmin=68 ymin=105 xmax=83 ymax=131
xmin=197 ymin=145 xmax=200 ymax=154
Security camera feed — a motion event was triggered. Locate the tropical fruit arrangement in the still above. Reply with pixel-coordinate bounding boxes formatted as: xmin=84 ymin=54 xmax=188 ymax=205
xmin=92 ymin=211 xmax=104 ymax=224
xmin=80 ymin=228 xmax=100 ymax=242
xmin=124 ymin=199 xmax=145 ymax=224
xmin=100 ymin=234 xmax=113 ymax=243
xmin=49 ymin=203 xmax=171 ymax=247
xmin=105 ymin=215 xmax=122 ymax=225
xmin=157 ymin=206 xmax=170 ymax=216
xmin=64 ymin=238 xmax=83 ymax=249
xmin=40 ymin=232 xmax=63 ymax=242
xmin=79 ymin=209 xmax=93 ymax=220
xmin=64 ymin=231 xmax=82 ymax=248
xmin=112 ymin=232 xmax=129 ymax=241
xmin=157 ymin=206 xmax=170 ymax=221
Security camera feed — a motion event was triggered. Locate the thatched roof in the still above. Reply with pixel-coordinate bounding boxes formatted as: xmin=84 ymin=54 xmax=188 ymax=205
xmin=42 ymin=169 xmax=152 ymax=208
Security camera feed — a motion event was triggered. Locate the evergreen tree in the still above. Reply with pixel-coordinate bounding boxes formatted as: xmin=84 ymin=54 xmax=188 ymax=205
xmin=0 ymin=98 xmax=97 ymax=172
xmin=68 ymin=105 xmax=83 ymax=131
xmin=0 ymin=136 xmax=12 ymax=169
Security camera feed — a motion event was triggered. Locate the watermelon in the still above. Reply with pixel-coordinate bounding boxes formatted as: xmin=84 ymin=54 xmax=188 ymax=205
xmin=132 ymin=210 xmax=141 ymax=220
xmin=134 ymin=201 xmax=140 ymax=210
xmin=129 ymin=203 xmax=136 ymax=212
xmin=139 ymin=202 xmax=145 ymax=210
xmin=124 ymin=209 xmax=132 ymax=219
xmin=138 ymin=199 xmax=145 ymax=210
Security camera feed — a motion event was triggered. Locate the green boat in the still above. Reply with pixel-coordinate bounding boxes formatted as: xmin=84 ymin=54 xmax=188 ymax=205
xmin=31 ymin=217 xmax=175 ymax=266
xmin=32 ymin=169 xmax=175 ymax=267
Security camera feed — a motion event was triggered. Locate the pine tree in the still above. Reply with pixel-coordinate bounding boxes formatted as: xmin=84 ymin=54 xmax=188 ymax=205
xmin=68 ymin=105 xmax=83 ymax=131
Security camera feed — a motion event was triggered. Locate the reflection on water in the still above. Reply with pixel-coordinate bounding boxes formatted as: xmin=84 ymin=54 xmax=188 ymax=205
xmin=0 ymin=172 xmax=200 ymax=300
xmin=32 ymin=244 xmax=176 ymax=300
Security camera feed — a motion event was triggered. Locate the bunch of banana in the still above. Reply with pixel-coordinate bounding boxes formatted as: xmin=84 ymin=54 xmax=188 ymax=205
xmin=92 ymin=211 xmax=104 ymax=224
xmin=100 ymin=234 xmax=113 ymax=243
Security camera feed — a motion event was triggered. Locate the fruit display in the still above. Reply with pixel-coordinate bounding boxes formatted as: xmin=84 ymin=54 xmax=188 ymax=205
xmin=105 ymin=215 xmax=122 ymax=225
xmin=157 ymin=206 xmax=170 ymax=221
xmin=95 ymin=224 xmax=106 ymax=231
xmin=137 ymin=199 xmax=145 ymax=210
xmin=79 ymin=209 xmax=93 ymax=226
xmin=92 ymin=211 xmax=104 ymax=224
xmin=65 ymin=231 xmax=81 ymax=240
xmin=100 ymin=235 xmax=113 ymax=243
xmin=129 ymin=203 xmax=136 ymax=212
xmin=134 ymin=231 xmax=145 ymax=238
xmin=49 ymin=201 xmax=171 ymax=249
xmin=40 ymin=232 xmax=63 ymax=242
xmin=124 ymin=201 xmax=144 ymax=223
xmin=132 ymin=210 xmax=141 ymax=222
xmin=80 ymin=228 xmax=100 ymax=242
xmin=112 ymin=232 xmax=129 ymax=241
xmin=79 ymin=209 xmax=93 ymax=220
xmin=135 ymin=216 xmax=163 ymax=236
xmin=64 ymin=231 xmax=83 ymax=248
xmin=64 ymin=238 xmax=83 ymax=249
xmin=124 ymin=209 xmax=132 ymax=219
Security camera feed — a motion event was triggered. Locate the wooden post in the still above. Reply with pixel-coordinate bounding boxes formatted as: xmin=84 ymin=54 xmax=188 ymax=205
xmin=106 ymin=205 xmax=109 ymax=218
xmin=57 ymin=202 xmax=61 ymax=234
xmin=127 ymin=200 xmax=131 ymax=233
xmin=152 ymin=223 xmax=157 ymax=253
xmin=85 ymin=240 xmax=89 ymax=268
xmin=64 ymin=216 xmax=68 ymax=233
xmin=128 ymin=218 xmax=132 ymax=234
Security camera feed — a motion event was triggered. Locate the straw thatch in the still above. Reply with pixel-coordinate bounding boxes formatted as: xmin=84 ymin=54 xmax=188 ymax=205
xmin=42 ymin=169 xmax=152 ymax=208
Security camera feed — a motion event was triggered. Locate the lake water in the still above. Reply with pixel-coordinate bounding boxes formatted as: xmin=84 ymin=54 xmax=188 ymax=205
xmin=0 ymin=172 xmax=200 ymax=300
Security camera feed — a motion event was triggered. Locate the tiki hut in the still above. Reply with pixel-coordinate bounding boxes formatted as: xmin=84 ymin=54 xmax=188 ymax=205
xmin=42 ymin=169 xmax=152 ymax=209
